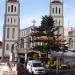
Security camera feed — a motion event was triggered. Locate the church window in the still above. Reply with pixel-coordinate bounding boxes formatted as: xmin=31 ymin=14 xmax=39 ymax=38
xmin=69 ymin=38 xmax=73 ymax=49
xmin=8 ymin=18 xmax=9 ymax=22
xmin=21 ymin=38 xmax=24 ymax=48
xmin=59 ymin=8 xmax=60 ymax=14
xmin=8 ymin=6 xmax=10 ymax=12
xmin=55 ymin=19 xmax=57 ymax=25
xmin=14 ymin=6 xmax=16 ymax=12
xmin=56 ymin=7 xmax=57 ymax=14
xmin=52 ymin=8 xmax=54 ymax=13
xmin=14 ymin=19 xmax=16 ymax=23
xmin=6 ymin=44 xmax=9 ymax=50
xmin=12 ymin=28 xmax=15 ymax=39
xmin=11 ymin=5 xmax=13 ymax=12
xmin=7 ymin=28 xmax=10 ymax=38
xmin=59 ymin=20 xmax=60 ymax=25
xmin=11 ymin=17 xmax=12 ymax=23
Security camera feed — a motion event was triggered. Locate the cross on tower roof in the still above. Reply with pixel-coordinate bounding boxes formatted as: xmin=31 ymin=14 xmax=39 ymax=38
xmin=32 ymin=20 xmax=36 ymax=26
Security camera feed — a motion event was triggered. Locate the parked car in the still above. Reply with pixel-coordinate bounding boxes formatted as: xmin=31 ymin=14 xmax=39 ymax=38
xmin=26 ymin=60 xmax=45 ymax=74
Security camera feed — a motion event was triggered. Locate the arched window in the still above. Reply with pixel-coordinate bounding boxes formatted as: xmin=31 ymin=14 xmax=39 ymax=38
xmin=14 ymin=7 xmax=16 ymax=12
xmin=12 ymin=28 xmax=15 ymax=39
xmin=55 ymin=19 xmax=57 ymax=26
xmin=11 ymin=5 xmax=13 ymax=12
xmin=21 ymin=38 xmax=24 ymax=48
xmin=14 ymin=19 xmax=16 ymax=23
xmin=7 ymin=28 xmax=10 ymax=38
xmin=59 ymin=20 xmax=60 ymax=25
xmin=52 ymin=8 xmax=54 ymax=14
xmin=8 ymin=18 xmax=9 ymax=22
xmin=56 ymin=7 xmax=57 ymax=14
xmin=6 ymin=44 xmax=9 ymax=50
xmin=69 ymin=38 xmax=73 ymax=49
xmin=8 ymin=6 xmax=10 ymax=12
xmin=59 ymin=8 xmax=60 ymax=14
xmin=11 ymin=17 xmax=12 ymax=23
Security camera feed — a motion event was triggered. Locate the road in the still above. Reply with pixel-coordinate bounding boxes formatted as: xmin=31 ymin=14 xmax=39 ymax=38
xmin=17 ymin=64 xmax=75 ymax=75
xmin=17 ymin=70 xmax=75 ymax=75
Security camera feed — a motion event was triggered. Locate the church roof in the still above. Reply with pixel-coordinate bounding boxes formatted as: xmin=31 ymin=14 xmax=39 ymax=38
xmin=51 ymin=0 xmax=62 ymax=4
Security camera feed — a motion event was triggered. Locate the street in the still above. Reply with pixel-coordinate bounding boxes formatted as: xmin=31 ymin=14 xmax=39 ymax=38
xmin=17 ymin=70 xmax=75 ymax=75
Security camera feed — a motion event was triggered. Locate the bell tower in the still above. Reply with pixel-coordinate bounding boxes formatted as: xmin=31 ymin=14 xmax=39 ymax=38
xmin=3 ymin=0 xmax=20 ymax=60
xmin=50 ymin=0 xmax=64 ymax=38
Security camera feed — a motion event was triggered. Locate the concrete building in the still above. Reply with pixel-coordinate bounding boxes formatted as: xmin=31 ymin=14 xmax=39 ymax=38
xmin=50 ymin=0 xmax=64 ymax=39
xmin=3 ymin=0 xmax=20 ymax=61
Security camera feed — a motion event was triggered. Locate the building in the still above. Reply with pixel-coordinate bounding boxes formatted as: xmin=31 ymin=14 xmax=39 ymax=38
xmin=64 ymin=28 xmax=75 ymax=51
xmin=50 ymin=0 xmax=64 ymax=39
xmin=3 ymin=0 xmax=20 ymax=61
xmin=16 ymin=0 xmax=65 ymax=62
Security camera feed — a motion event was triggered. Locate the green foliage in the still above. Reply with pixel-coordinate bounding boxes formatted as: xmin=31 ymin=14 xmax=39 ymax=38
xmin=33 ymin=54 xmax=39 ymax=60
xmin=40 ymin=57 xmax=48 ymax=64
xmin=48 ymin=56 xmax=56 ymax=61
xmin=31 ymin=15 xmax=67 ymax=58
xmin=48 ymin=64 xmax=56 ymax=69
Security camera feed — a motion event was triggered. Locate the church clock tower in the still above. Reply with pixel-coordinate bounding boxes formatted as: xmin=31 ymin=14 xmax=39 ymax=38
xmin=50 ymin=0 xmax=64 ymax=39
xmin=3 ymin=0 xmax=20 ymax=60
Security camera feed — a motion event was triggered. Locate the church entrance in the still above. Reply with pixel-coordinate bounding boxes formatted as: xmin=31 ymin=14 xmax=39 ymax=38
xmin=18 ymin=53 xmax=25 ymax=64
xmin=20 ymin=58 xmax=25 ymax=64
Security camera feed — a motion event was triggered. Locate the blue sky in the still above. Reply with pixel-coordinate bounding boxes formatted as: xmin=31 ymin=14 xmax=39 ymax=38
xmin=0 ymin=0 xmax=75 ymax=41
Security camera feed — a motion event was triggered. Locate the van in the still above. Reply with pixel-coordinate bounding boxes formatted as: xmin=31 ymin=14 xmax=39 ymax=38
xmin=26 ymin=60 xmax=45 ymax=74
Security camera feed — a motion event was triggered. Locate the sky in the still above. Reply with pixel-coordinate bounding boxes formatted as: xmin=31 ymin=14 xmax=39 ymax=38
xmin=0 ymin=0 xmax=75 ymax=41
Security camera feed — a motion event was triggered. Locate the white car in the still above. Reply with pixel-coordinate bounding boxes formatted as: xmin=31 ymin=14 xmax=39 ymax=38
xmin=26 ymin=60 xmax=45 ymax=74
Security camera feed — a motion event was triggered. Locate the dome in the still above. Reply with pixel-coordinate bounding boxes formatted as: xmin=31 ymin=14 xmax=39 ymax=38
xmin=51 ymin=0 xmax=62 ymax=4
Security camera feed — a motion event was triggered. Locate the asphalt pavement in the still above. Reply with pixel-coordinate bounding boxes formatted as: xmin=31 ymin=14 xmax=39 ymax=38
xmin=17 ymin=69 xmax=75 ymax=75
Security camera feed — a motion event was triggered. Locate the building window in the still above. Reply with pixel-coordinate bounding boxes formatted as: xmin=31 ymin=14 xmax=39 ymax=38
xmin=55 ymin=19 xmax=57 ymax=25
xmin=56 ymin=7 xmax=57 ymax=14
xmin=8 ymin=6 xmax=10 ymax=12
xmin=52 ymin=8 xmax=54 ymax=13
xmin=69 ymin=38 xmax=73 ymax=49
xmin=59 ymin=8 xmax=60 ymax=14
xmin=6 ymin=44 xmax=9 ymax=50
xmin=11 ymin=5 xmax=13 ymax=12
xmin=59 ymin=20 xmax=60 ymax=25
xmin=14 ymin=7 xmax=16 ymax=12
xmin=12 ymin=28 xmax=15 ymax=39
xmin=14 ymin=19 xmax=16 ymax=23
xmin=7 ymin=28 xmax=10 ymax=38
xmin=8 ymin=18 xmax=9 ymax=22
xmin=11 ymin=17 xmax=12 ymax=23
xmin=21 ymin=39 xmax=24 ymax=48
xmin=11 ymin=44 xmax=14 ymax=51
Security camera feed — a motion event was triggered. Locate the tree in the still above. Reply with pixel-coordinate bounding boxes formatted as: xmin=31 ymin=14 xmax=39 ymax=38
xmin=31 ymin=15 xmax=67 ymax=59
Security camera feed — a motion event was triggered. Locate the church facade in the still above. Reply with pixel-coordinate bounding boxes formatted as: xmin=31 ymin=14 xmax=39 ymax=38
xmin=3 ymin=0 xmax=20 ymax=61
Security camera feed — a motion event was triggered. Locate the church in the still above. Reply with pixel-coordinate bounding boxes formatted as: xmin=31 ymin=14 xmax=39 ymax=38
xmin=3 ymin=0 xmax=64 ymax=62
